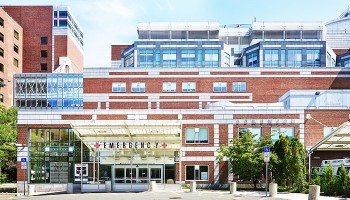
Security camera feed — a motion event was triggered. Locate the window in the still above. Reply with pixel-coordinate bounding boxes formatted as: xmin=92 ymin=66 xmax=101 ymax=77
xmin=181 ymin=49 xmax=196 ymax=67
xmin=306 ymin=50 xmax=320 ymax=67
xmin=213 ymin=82 xmax=227 ymax=92
xmin=40 ymin=63 xmax=48 ymax=71
xmin=59 ymin=11 xmax=68 ymax=17
xmin=323 ymin=127 xmax=336 ymax=138
xmin=162 ymin=49 xmax=177 ymax=67
xmin=344 ymin=60 xmax=350 ymax=68
xmin=13 ymin=58 xmax=18 ymax=67
xmin=112 ymin=82 xmax=126 ymax=92
xmin=139 ymin=49 xmax=154 ymax=67
xmin=41 ymin=50 xmax=48 ymax=58
xmin=131 ymin=82 xmax=145 ymax=92
xmin=41 ymin=37 xmax=48 ymax=45
xmin=280 ymin=50 xmax=286 ymax=67
xmin=14 ymin=44 xmax=19 ymax=53
xmin=182 ymin=82 xmax=196 ymax=92
xmin=0 ymin=94 xmax=3 ymax=103
xmin=162 ymin=82 xmax=176 ymax=92
xmin=185 ymin=128 xmax=208 ymax=143
xmin=59 ymin=19 xmax=67 ymax=27
xmin=0 ymin=63 xmax=3 ymax=72
xmin=247 ymin=52 xmax=258 ymax=67
xmin=271 ymin=127 xmax=294 ymax=143
xmin=14 ymin=30 xmax=19 ymax=40
xmin=287 ymin=50 xmax=302 ymax=67
xmin=0 ymin=48 xmax=3 ymax=57
xmin=239 ymin=128 xmax=262 ymax=141
xmin=124 ymin=53 xmax=134 ymax=67
xmin=186 ymin=165 xmax=208 ymax=180
xmin=264 ymin=49 xmax=279 ymax=67
xmin=204 ymin=49 xmax=219 ymax=67
xmin=224 ymin=52 xmax=230 ymax=67
xmin=0 ymin=32 xmax=3 ymax=42
xmin=0 ymin=17 xmax=3 ymax=27
xmin=233 ymin=82 xmax=246 ymax=92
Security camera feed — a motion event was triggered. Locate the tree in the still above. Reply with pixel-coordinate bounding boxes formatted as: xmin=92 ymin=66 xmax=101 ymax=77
xmin=311 ymin=168 xmax=321 ymax=186
xmin=216 ymin=130 xmax=276 ymax=188
xmin=335 ymin=163 xmax=348 ymax=195
xmin=0 ymin=105 xmax=18 ymax=183
xmin=321 ymin=164 xmax=336 ymax=195
xmin=273 ymin=135 xmax=307 ymax=191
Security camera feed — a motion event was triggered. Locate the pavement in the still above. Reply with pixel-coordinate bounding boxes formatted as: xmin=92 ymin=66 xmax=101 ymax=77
xmin=0 ymin=189 xmax=348 ymax=200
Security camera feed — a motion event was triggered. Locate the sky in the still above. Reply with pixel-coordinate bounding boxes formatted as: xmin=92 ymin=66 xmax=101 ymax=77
xmin=2 ymin=0 xmax=350 ymax=67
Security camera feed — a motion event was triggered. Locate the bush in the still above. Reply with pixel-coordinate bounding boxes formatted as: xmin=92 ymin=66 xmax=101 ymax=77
xmin=321 ymin=164 xmax=336 ymax=195
xmin=311 ymin=168 xmax=321 ymax=186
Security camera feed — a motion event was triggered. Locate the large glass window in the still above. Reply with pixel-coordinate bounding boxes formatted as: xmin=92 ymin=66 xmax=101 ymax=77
xmin=233 ymin=82 xmax=246 ymax=92
xmin=344 ymin=60 xmax=350 ymax=68
xmin=162 ymin=82 xmax=176 ymax=92
xmin=182 ymin=82 xmax=196 ymax=92
xmin=271 ymin=127 xmax=294 ymax=143
xmin=213 ymin=82 xmax=227 ymax=92
xmin=197 ymin=50 xmax=203 ymax=67
xmin=247 ymin=52 xmax=258 ymax=67
xmin=287 ymin=50 xmax=302 ymax=67
xmin=204 ymin=49 xmax=219 ymax=67
xmin=186 ymin=165 xmax=208 ymax=180
xmin=323 ymin=127 xmax=336 ymax=138
xmin=238 ymin=128 xmax=261 ymax=141
xmin=264 ymin=49 xmax=279 ymax=67
xmin=131 ymin=82 xmax=145 ymax=92
xmin=162 ymin=49 xmax=177 ymax=67
xmin=181 ymin=49 xmax=196 ymax=67
xmin=280 ymin=50 xmax=286 ymax=67
xmin=306 ymin=50 xmax=320 ymax=67
xmin=139 ymin=49 xmax=154 ymax=67
xmin=124 ymin=53 xmax=134 ymax=68
xmin=112 ymin=82 xmax=126 ymax=92
xmin=185 ymin=128 xmax=208 ymax=143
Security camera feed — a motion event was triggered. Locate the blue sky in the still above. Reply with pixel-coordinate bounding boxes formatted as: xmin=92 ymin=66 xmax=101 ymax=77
xmin=2 ymin=0 xmax=350 ymax=67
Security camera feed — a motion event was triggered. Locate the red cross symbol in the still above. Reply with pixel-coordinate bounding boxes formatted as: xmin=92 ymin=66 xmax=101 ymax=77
xmin=94 ymin=142 xmax=100 ymax=149
xmin=161 ymin=142 xmax=167 ymax=148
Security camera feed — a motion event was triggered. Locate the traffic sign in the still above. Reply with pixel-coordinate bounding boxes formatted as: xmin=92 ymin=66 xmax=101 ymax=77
xmin=264 ymin=146 xmax=270 ymax=152
xmin=21 ymin=158 xmax=26 ymax=162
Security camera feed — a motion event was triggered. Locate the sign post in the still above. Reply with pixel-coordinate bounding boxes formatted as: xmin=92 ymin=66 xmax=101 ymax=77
xmin=263 ymin=146 xmax=270 ymax=197
xmin=21 ymin=158 xmax=27 ymax=196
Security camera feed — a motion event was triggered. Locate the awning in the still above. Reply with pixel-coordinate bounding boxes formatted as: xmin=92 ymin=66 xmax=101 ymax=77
xmin=309 ymin=121 xmax=350 ymax=152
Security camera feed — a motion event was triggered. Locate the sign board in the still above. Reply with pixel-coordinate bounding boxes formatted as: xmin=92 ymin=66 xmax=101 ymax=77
xmin=21 ymin=158 xmax=27 ymax=162
xmin=264 ymin=146 xmax=270 ymax=162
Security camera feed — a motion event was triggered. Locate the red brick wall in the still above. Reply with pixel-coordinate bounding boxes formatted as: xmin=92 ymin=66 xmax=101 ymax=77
xmin=111 ymin=45 xmax=129 ymax=60
xmin=97 ymin=115 xmax=127 ymax=120
xmin=304 ymin=109 xmax=350 ymax=147
xmin=67 ymin=36 xmax=83 ymax=72
xmin=54 ymin=35 xmax=68 ymax=70
xmin=219 ymin=124 xmax=228 ymax=145
xmin=182 ymin=114 xmax=214 ymax=120
xmin=3 ymin=6 xmax=53 ymax=73
xmin=219 ymin=162 xmax=228 ymax=184
xmin=148 ymin=114 xmax=178 ymax=120
xmin=61 ymin=115 xmax=92 ymax=120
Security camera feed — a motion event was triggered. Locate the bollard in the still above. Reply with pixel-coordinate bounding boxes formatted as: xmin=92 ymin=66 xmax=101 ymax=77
xmin=28 ymin=184 xmax=35 ymax=196
xmin=190 ymin=181 xmax=196 ymax=192
xmin=308 ymin=185 xmax=320 ymax=200
xmin=105 ymin=181 xmax=112 ymax=192
xmin=67 ymin=183 xmax=74 ymax=194
xmin=229 ymin=182 xmax=237 ymax=194
xmin=148 ymin=181 xmax=156 ymax=191
xmin=269 ymin=183 xmax=277 ymax=197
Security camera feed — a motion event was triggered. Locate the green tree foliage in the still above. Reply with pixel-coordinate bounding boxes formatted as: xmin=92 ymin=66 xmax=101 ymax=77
xmin=336 ymin=163 xmax=349 ymax=195
xmin=216 ymin=130 xmax=276 ymax=188
xmin=311 ymin=168 xmax=321 ymax=186
xmin=273 ymin=135 xmax=307 ymax=191
xmin=0 ymin=105 xmax=18 ymax=183
xmin=321 ymin=164 xmax=336 ymax=195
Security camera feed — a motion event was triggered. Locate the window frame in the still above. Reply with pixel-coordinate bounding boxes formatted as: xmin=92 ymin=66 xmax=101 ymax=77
xmin=185 ymin=128 xmax=209 ymax=144
xmin=13 ymin=58 xmax=19 ymax=67
xmin=238 ymin=127 xmax=262 ymax=141
xmin=0 ymin=63 xmax=3 ymax=72
xmin=271 ymin=127 xmax=294 ymax=143
xmin=0 ymin=17 xmax=3 ymax=27
xmin=162 ymin=82 xmax=176 ymax=93
xmin=14 ymin=44 xmax=19 ymax=53
xmin=0 ymin=32 xmax=3 ymax=42
xmin=41 ymin=37 xmax=48 ymax=45
xmin=232 ymin=82 xmax=247 ymax=92
xmin=40 ymin=63 xmax=48 ymax=71
xmin=0 ymin=48 xmax=3 ymax=57
xmin=185 ymin=165 xmax=209 ymax=181
xmin=213 ymin=82 xmax=227 ymax=92
xmin=112 ymin=82 xmax=126 ymax=93
xmin=14 ymin=30 xmax=19 ymax=40
xmin=41 ymin=50 xmax=48 ymax=58
xmin=182 ymin=82 xmax=196 ymax=93
xmin=131 ymin=82 xmax=145 ymax=93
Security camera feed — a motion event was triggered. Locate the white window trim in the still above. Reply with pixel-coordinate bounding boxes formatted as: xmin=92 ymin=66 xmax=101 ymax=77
xmin=112 ymin=82 xmax=126 ymax=93
xmin=182 ymin=82 xmax=196 ymax=93
xmin=162 ymin=82 xmax=176 ymax=92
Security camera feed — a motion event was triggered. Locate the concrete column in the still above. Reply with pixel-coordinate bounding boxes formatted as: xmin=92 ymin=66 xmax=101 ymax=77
xmin=229 ymin=182 xmax=237 ymax=194
xmin=308 ymin=185 xmax=320 ymax=200
xmin=190 ymin=181 xmax=196 ymax=192
xmin=67 ymin=183 xmax=73 ymax=194
xmin=269 ymin=183 xmax=277 ymax=197
xmin=148 ymin=181 xmax=156 ymax=192
xmin=105 ymin=181 xmax=112 ymax=192
xmin=28 ymin=185 xmax=35 ymax=196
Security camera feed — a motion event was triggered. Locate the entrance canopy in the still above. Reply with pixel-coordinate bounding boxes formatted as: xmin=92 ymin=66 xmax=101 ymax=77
xmin=71 ymin=123 xmax=182 ymax=151
xmin=310 ymin=121 xmax=350 ymax=152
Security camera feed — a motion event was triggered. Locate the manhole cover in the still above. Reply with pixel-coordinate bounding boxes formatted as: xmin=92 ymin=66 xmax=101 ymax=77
xmin=169 ymin=197 xmax=181 ymax=199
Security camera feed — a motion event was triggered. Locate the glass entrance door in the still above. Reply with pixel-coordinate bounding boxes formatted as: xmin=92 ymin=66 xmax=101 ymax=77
xmin=112 ymin=165 xmax=162 ymax=191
